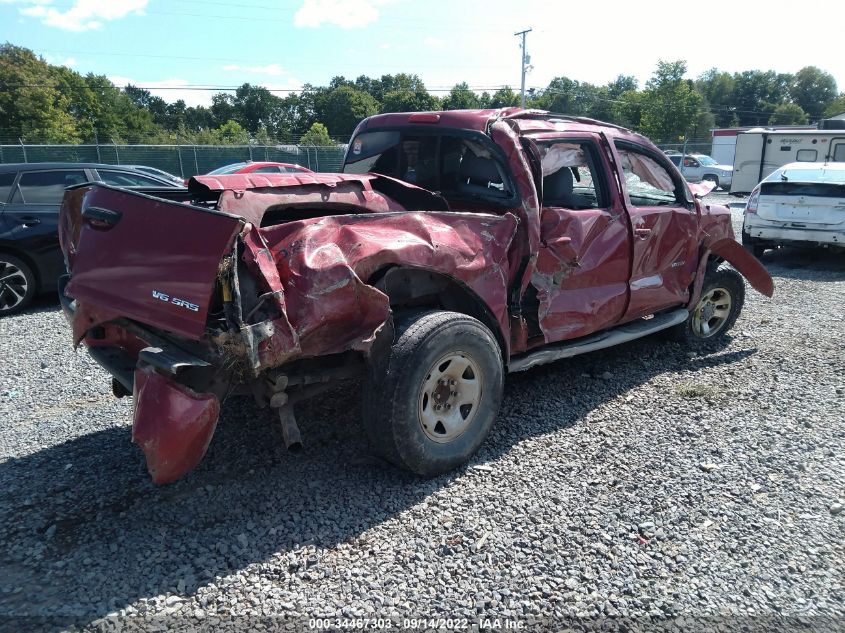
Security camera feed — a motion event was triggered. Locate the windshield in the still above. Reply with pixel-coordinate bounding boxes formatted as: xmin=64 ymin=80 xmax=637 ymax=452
xmin=207 ymin=162 xmax=248 ymax=175
xmin=343 ymin=130 xmax=514 ymax=202
xmin=695 ymin=155 xmax=717 ymax=166
xmin=766 ymin=167 xmax=845 ymax=183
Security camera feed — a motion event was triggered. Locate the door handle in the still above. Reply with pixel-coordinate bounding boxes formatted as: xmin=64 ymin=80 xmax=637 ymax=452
xmin=82 ymin=206 xmax=123 ymax=229
xmin=635 ymin=228 xmax=652 ymax=239
xmin=20 ymin=216 xmax=41 ymax=228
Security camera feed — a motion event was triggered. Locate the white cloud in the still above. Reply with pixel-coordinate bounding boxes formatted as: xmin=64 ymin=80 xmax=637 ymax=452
xmin=423 ymin=36 xmax=443 ymax=48
xmin=293 ymin=0 xmax=392 ymax=29
xmin=222 ymin=63 xmax=285 ymax=77
xmin=17 ymin=0 xmax=148 ymax=32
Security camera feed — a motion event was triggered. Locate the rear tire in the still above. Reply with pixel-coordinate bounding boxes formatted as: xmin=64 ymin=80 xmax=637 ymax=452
xmin=363 ymin=310 xmax=503 ymax=476
xmin=667 ymin=268 xmax=745 ymax=345
xmin=741 ymin=226 xmax=767 ymax=258
xmin=0 ymin=254 xmax=36 ymax=316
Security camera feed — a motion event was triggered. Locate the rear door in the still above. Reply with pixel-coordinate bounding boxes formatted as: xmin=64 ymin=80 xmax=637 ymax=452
xmin=63 ymin=185 xmax=242 ymax=339
xmin=612 ymin=141 xmax=700 ymax=320
xmin=534 ymin=136 xmax=630 ymax=342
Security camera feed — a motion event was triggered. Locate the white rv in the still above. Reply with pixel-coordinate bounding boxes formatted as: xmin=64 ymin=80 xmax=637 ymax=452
xmin=731 ymin=129 xmax=845 ymax=194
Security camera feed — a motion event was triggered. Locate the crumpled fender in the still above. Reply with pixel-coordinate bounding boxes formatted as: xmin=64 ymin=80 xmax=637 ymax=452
xmin=239 ymin=211 xmax=518 ymax=371
xmin=706 ymin=237 xmax=775 ymax=298
xmin=131 ymin=364 xmax=220 ymax=484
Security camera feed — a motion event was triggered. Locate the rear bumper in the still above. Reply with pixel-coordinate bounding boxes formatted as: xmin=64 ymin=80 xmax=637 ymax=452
xmin=59 ymin=273 xmax=222 ymax=484
xmin=743 ymin=222 xmax=845 ymax=247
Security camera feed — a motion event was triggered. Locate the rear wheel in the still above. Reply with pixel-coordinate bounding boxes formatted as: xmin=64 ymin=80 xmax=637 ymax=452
xmin=363 ymin=310 xmax=503 ymax=476
xmin=0 ymin=255 xmax=36 ymax=316
xmin=741 ymin=225 xmax=767 ymax=258
xmin=667 ymin=268 xmax=745 ymax=344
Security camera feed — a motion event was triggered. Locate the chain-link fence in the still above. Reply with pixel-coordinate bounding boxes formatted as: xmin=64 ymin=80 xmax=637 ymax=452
xmin=0 ymin=142 xmax=349 ymax=177
xmin=655 ymin=141 xmax=713 ymax=156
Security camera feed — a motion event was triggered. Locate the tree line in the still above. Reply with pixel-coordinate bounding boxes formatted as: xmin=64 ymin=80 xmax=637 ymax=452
xmin=1 ymin=43 xmax=843 ymax=147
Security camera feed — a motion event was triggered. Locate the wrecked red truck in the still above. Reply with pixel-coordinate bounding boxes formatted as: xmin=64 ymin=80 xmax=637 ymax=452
xmin=58 ymin=108 xmax=774 ymax=484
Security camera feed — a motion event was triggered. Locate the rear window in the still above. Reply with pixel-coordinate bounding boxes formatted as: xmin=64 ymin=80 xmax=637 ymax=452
xmin=95 ymin=170 xmax=169 ymax=187
xmin=765 ymin=167 xmax=845 ymax=184
xmin=0 ymin=172 xmax=15 ymax=204
xmin=12 ymin=170 xmax=88 ymax=204
xmin=343 ymin=130 xmax=514 ymax=202
xmin=207 ymin=163 xmax=247 ymax=175
xmin=760 ymin=181 xmax=845 ymax=197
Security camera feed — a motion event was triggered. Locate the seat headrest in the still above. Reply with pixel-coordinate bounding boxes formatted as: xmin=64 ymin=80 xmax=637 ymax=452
xmin=460 ymin=152 xmax=501 ymax=183
xmin=544 ymin=168 xmax=574 ymax=202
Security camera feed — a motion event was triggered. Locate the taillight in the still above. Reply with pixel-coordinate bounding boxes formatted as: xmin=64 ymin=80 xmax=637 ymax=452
xmin=746 ymin=187 xmax=760 ymax=214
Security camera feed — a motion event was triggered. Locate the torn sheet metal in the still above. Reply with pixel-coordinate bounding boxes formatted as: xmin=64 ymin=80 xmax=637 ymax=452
xmin=131 ymin=364 xmax=221 ymax=484
xmin=239 ymin=211 xmax=518 ymax=370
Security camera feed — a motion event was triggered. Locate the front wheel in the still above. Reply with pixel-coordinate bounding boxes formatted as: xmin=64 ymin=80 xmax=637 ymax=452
xmin=363 ymin=310 xmax=503 ymax=476
xmin=667 ymin=268 xmax=745 ymax=344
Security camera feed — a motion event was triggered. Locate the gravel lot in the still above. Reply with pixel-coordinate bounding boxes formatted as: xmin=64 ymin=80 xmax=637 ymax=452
xmin=1 ymin=196 xmax=843 ymax=630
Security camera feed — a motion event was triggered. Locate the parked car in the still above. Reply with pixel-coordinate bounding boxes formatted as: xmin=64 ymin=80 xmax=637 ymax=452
xmin=667 ymin=153 xmax=733 ymax=190
xmin=205 ymin=161 xmax=313 ymax=176
xmin=58 ymin=109 xmax=773 ymax=485
xmin=124 ymin=165 xmax=185 ymax=187
xmin=741 ymin=161 xmax=845 ymax=257
xmin=0 ymin=162 xmax=185 ymax=315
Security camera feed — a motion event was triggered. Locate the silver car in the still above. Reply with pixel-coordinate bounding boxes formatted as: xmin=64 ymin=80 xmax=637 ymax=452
xmin=667 ymin=153 xmax=733 ymax=190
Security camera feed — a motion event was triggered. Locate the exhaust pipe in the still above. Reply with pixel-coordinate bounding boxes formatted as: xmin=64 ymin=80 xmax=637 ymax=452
xmin=277 ymin=404 xmax=302 ymax=453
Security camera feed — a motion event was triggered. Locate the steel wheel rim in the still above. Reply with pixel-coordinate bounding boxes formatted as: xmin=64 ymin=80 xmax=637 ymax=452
xmin=0 ymin=261 xmax=28 ymax=311
xmin=692 ymin=287 xmax=732 ymax=338
xmin=418 ymin=351 xmax=483 ymax=443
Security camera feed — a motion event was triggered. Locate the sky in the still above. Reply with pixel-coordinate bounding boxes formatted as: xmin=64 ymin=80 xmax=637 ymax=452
xmin=2 ymin=0 xmax=844 ymax=108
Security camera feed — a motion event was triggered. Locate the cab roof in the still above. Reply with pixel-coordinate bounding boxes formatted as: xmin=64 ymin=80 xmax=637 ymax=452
xmin=354 ymin=108 xmax=650 ymax=145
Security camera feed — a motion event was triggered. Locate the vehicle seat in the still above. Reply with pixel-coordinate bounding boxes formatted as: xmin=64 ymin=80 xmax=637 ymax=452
xmin=458 ymin=152 xmax=504 ymax=196
xmin=543 ymin=168 xmax=590 ymax=208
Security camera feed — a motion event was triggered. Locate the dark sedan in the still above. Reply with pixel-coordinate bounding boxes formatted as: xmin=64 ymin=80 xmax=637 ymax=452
xmin=0 ymin=163 xmax=184 ymax=315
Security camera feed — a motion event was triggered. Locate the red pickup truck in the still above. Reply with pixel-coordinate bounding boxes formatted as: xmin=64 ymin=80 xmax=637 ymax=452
xmin=58 ymin=108 xmax=773 ymax=484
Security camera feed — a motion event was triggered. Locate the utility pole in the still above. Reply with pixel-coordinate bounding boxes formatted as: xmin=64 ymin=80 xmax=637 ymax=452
xmin=514 ymin=28 xmax=532 ymax=108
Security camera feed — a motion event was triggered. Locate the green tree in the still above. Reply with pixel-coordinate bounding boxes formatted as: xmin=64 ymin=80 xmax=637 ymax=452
xmin=299 ymin=122 xmax=335 ymax=146
xmin=789 ymin=66 xmax=837 ymax=121
xmin=639 ymin=60 xmax=703 ymax=142
xmin=768 ymin=102 xmax=809 ymax=125
xmin=381 ymin=88 xmax=439 ymax=113
xmin=696 ymin=68 xmax=736 ymax=127
xmin=731 ymin=70 xmax=791 ymax=126
xmin=0 ymin=44 xmax=81 ymax=142
xmin=441 ymin=82 xmax=481 ymax=110
xmin=610 ymin=89 xmax=644 ymax=129
xmin=315 ymin=85 xmax=379 ymax=137
xmin=823 ymin=93 xmax=845 ymax=118
xmin=486 ymin=86 xmax=520 ymax=108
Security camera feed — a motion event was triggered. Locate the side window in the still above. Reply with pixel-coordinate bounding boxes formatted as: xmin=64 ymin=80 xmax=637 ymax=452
xmin=540 ymin=142 xmax=604 ymax=209
xmin=13 ymin=170 xmax=87 ymax=204
xmin=833 ymin=143 xmax=845 ymax=162
xmin=615 ymin=145 xmax=680 ymax=206
xmin=253 ymin=166 xmax=281 ymax=173
xmin=0 ymin=173 xmax=16 ymax=204
xmin=668 ymin=155 xmax=681 ymax=166
xmin=796 ymin=149 xmax=818 ymax=162
xmin=95 ymin=170 xmax=167 ymax=187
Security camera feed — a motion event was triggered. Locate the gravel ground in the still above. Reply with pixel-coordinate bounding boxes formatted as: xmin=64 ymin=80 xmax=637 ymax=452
xmin=1 ymin=197 xmax=844 ymax=630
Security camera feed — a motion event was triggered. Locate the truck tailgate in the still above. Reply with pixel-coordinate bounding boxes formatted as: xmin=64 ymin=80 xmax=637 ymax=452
xmin=61 ymin=185 xmax=242 ymax=339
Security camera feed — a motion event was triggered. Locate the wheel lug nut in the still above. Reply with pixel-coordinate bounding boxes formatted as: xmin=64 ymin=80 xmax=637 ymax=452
xmin=445 ymin=404 xmax=451 ymax=410
xmin=449 ymin=380 xmax=456 ymax=385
